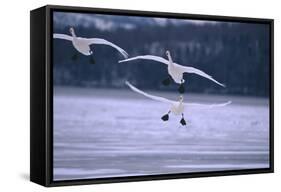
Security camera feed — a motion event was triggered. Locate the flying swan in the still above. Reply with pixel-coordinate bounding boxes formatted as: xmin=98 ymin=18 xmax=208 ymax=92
xmin=120 ymin=50 xmax=225 ymax=93
xmin=53 ymin=27 xmax=129 ymax=64
xmin=125 ymin=81 xmax=231 ymax=126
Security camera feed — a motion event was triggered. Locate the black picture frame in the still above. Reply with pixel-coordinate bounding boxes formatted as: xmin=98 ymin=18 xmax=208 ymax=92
xmin=30 ymin=4 xmax=274 ymax=187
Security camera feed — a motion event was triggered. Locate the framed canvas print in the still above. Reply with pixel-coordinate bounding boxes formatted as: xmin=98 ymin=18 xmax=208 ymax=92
xmin=30 ymin=5 xmax=274 ymax=187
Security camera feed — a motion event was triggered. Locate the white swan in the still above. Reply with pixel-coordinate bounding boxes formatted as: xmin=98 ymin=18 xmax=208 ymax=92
xmin=120 ymin=50 xmax=225 ymax=93
xmin=125 ymin=81 xmax=231 ymax=125
xmin=53 ymin=27 xmax=128 ymax=63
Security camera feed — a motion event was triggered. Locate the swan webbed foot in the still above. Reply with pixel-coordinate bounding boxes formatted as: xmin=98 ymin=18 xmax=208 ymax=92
xmin=180 ymin=117 xmax=187 ymax=126
xmin=180 ymin=113 xmax=187 ymax=126
xmin=161 ymin=112 xmax=170 ymax=121
xmin=178 ymin=84 xmax=185 ymax=94
xmin=71 ymin=53 xmax=78 ymax=61
xmin=161 ymin=111 xmax=171 ymax=121
xmin=89 ymin=56 xmax=96 ymax=64
xmin=162 ymin=77 xmax=171 ymax=86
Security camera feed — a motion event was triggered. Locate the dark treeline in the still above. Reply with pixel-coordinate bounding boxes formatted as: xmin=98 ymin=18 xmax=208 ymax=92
xmin=53 ymin=21 xmax=270 ymax=97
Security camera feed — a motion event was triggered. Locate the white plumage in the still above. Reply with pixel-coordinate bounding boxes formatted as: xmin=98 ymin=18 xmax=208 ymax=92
xmin=53 ymin=27 xmax=129 ymax=58
xmin=125 ymin=81 xmax=231 ymax=116
xmin=120 ymin=51 xmax=225 ymax=87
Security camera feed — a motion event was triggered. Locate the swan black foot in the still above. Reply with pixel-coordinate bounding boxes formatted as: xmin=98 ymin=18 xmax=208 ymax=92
xmin=89 ymin=56 xmax=96 ymax=64
xmin=162 ymin=77 xmax=171 ymax=86
xmin=180 ymin=118 xmax=186 ymax=126
xmin=161 ymin=114 xmax=169 ymax=121
xmin=71 ymin=53 xmax=78 ymax=61
xmin=180 ymin=113 xmax=186 ymax=126
xmin=178 ymin=83 xmax=185 ymax=94
xmin=161 ymin=111 xmax=170 ymax=121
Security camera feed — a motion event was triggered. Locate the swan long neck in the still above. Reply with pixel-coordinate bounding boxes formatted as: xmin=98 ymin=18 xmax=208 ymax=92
xmin=72 ymin=32 xmax=77 ymax=38
xmin=179 ymin=99 xmax=183 ymax=105
xmin=179 ymin=96 xmax=184 ymax=105
xmin=167 ymin=53 xmax=174 ymax=66
xmin=70 ymin=30 xmax=77 ymax=38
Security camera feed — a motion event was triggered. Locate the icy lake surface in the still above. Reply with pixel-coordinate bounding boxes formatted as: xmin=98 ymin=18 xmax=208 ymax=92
xmin=53 ymin=86 xmax=270 ymax=181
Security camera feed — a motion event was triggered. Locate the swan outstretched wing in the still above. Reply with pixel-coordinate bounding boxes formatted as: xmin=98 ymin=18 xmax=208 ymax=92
xmin=178 ymin=65 xmax=225 ymax=87
xmin=119 ymin=55 xmax=169 ymax=65
xmin=53 ymin=34 xmax=73 ymax=41
xmin=87 ymin=38 xmax=128 ymax=58
xmin=184 ymin=101 xmax=231 ymax=108
xmin=125 ymin=81 xmax=173 ymax=104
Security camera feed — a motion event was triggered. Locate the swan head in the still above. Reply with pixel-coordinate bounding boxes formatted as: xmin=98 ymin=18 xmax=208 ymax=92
xmin=165 ymin=50 xmax=173 ymax=63
xmin=165 ymin=50 xmax=171 ymax=57
xmin=69 ymin=27 xmax=75 ymax=36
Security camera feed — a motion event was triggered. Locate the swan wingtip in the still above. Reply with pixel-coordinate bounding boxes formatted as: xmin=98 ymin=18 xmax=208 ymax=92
xmin=123 ymin=52 xmax=129 ymax=59
xmin=223 ymin=101 xmax=232 ymax=106
xmin=125 ymin=80 xmax=130 ymax=85
xmin=118 ymin=59 xmax=126 ymax=63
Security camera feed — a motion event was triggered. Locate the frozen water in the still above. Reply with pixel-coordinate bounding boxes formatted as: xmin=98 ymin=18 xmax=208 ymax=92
xmin=53 ymin=86 xmax=270 ymax=181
